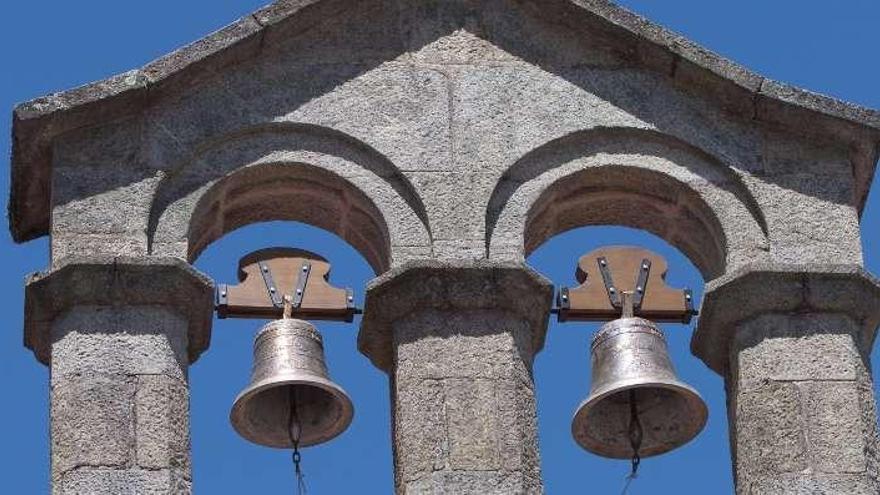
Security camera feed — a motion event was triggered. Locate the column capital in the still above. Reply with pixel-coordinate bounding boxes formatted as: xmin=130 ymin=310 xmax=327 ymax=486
xmin=692 ymin=263 xmax=880 ymax=374
xmin=25 ymin=255 xmax=214 ymax=365
xmin=357 ymin=260 xmax=553 ymax=371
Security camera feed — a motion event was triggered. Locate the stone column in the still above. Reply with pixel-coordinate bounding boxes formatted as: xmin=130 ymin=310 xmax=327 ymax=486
xmin=358 ymin=261 xmax=553 ymax=494
xmin=692 ymin=265 xmax=880 ymax=494
xmin=24 ymin=257 xmax=213 ymax=495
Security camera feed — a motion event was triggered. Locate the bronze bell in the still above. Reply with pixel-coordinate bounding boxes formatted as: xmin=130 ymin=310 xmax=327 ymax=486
xmin=572 ymin=317 xmax=707 ymax=459
xmin=231 ymin=318 xmax=354 ymax=448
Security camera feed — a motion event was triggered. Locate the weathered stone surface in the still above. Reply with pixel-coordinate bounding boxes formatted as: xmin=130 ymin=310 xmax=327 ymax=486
xmin=145 ymin=72 xmax=265 ymax=153
xmin=496 ymin=379 xmax=541 ymax=475
xmin=392 ymin=371 xmax=542 ymax=493
xmin=9 ymin=0 xmax=880 ymax=249
xmin=799 ymin=381 xmax=866 ymax=474
xmin=732 ymin=381 xmax=808 ymax=480
xmin=485 ymin=128 xmax=769 ymax=278
xmin=147 ymin=128 xmax=432 ymax=271
xmin=51 ymin=306 xmax=188 ymax=382
xmin=55 ymin=468 xmax=190 ymax=495
xmin=403 ymin=470 xmax=540 ymax=495
xmin=758 ymin=78 xmax=880 ymax=131
xmin=761 ymin=128 xmax=852 ymax=177
xmin=51 ymin=166 xmax=160 ymax=245
xmin=381 ymin=265 xmax=547 ymax=493
xmin=143 ymin=13 xmax=263 ymax=90
xmin=267 ymin=0 xmax=405 ymax=66
xmin=394 ymin=310 xmax=533 ymax=381
xmin=51 ymin=375 xmax=136 ymax=479
xmin=359 ymin=260 xmax=553 ymax=372
xmin=392 ymin=374 xmax=542 ymax=491
xmin=51 ymin=234 xmax=149 ymax=260
xmin=403 ymin=4 xmax=517 ymax=66
xmin=10 ymin=68 xmax=150 ymax=243
xmin=431 ymin=239 xmax=489 ymax=262
xmin=857 ymin=368 xmax=880 ymax=487
xmin=279 ymin=66 xmax=452 ymax=175
xmin=393 ymin=378 xmax=448 ymax=484
xmin=407 ymin=172 xmax=491 ymax=244
xmin=135 ymin=375 xmax=191 ymax=474
xmin=733 ymin=314 xmax=861 ymax=391
xmin=32 ymin=259 xmax=205 ymax=492
xmin=725 ymin=309 xmax=880 ymax=493
xmin=746 ymin=173 xmax=863 ymax=266
xmin=25 ymin=256 xmax=214 ymax=364
xmin=251 ymin=0 xmax=325 ymax=27
xmin=445 ymin=378 xmax=501 ymax=470
xmin=743 ymin=474 xmax=878 ymax=495
xmin=692 ymin=264 xmax=880 ymax=374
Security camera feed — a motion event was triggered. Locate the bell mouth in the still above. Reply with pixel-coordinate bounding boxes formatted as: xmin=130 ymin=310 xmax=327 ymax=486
xmin=230 ymin=374 xmax=354 ymax=449
xmin=571 ymin=379 xmax=708 ymax=459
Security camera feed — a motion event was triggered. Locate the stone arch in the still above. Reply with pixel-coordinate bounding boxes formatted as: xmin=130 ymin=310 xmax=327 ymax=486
xmin=486 ymin=127 xmax=768 ymax=280
xmin=148 ymin=123 xmax=432 ymax=273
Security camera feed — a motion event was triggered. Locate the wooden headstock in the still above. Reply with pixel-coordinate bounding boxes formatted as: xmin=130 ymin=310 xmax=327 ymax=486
xmin=557 ymin=246 xmax=696 ymax=323
xmin=216 ymin=247 xmax=356 ymax=322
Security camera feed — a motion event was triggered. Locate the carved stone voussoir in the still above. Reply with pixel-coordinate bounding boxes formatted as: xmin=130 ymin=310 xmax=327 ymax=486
xmin=24 ymin=256 xmax=214 ymax=365
xmin=692 ymin=263 xmax=880 ymax=374
xmin=358 ymin=260 xmax=554 ymax=372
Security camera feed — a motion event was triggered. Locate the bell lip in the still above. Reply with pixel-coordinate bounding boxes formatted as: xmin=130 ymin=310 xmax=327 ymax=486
xmin=230 ymin=373 xmax=354 ymax=449
xmin=571 ymin=378 xmax=708 ymax=460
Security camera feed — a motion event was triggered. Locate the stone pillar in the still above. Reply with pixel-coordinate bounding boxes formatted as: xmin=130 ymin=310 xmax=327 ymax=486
xmin=24 ymin=257 xmax=213 ymax=495
xmin=692 ymin=265 xmax=880 ymax=494
xmin=358 ymin=261 xmax=553 ymax=494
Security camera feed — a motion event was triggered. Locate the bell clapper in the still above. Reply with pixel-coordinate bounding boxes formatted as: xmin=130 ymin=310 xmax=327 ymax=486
xmin=288 ymin=386 xmax=307 ymax=494
xmin=627 ymin=388 xmax=643 ymax=477
xmin=620 ymin=389 xmax=643 ymax=494
xmin=621 ymin=292 xmax=642 ymax=475
xmin=621 ymin=291 xmax=644 ymax=493
xmin=616 ymin=291 xmax=644 ymax=493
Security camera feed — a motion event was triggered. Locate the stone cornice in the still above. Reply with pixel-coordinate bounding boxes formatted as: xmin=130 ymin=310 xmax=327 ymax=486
xmin=24 ymin=256 xmax=214 ymax=365
xmin=357 ymin=260 xmax=553 ymax=372
xmin=691 ymin=263 xmax=880 ymax=375
xmin=9 ymin=0 xmax=880 ymax=242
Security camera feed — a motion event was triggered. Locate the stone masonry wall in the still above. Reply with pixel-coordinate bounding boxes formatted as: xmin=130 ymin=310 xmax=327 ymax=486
xmin=51 ymin=306 xmax=191 ymax=494
xmin=44 ymin=0 xmax=863 ymax=275
xmin=728 ymin=314 xmax=880 ymax=494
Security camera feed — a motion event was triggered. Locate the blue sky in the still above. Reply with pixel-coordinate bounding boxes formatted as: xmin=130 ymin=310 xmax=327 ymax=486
xmin=1 ymin=1 xmax=879 ymax=493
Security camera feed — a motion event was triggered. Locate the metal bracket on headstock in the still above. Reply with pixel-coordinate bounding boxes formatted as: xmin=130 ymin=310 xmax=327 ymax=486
xmin=556 ymin=246 xmax=696 ymax=324
xmin=215 ymin=247 xmax=358 ymax=322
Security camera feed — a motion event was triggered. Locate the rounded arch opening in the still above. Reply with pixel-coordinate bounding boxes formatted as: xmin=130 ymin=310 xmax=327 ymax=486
xmin=147 ymin=124 xmax=434 ymax=274
xmin=525 ymin=165 xmax=727 ymax=280
xmin=183 ymin=162 xmax=391 ymax=273
xmin=486 ymin=127 xmax=769 ymax=281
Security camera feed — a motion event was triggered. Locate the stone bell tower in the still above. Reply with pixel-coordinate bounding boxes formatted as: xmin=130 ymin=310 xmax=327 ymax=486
xmin=9 ymin=0 xmax=880 ymax=493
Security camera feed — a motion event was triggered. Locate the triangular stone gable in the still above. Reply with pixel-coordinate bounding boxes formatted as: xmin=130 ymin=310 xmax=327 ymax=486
xmin=10 ymin=0 xmax=880 ymax=245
